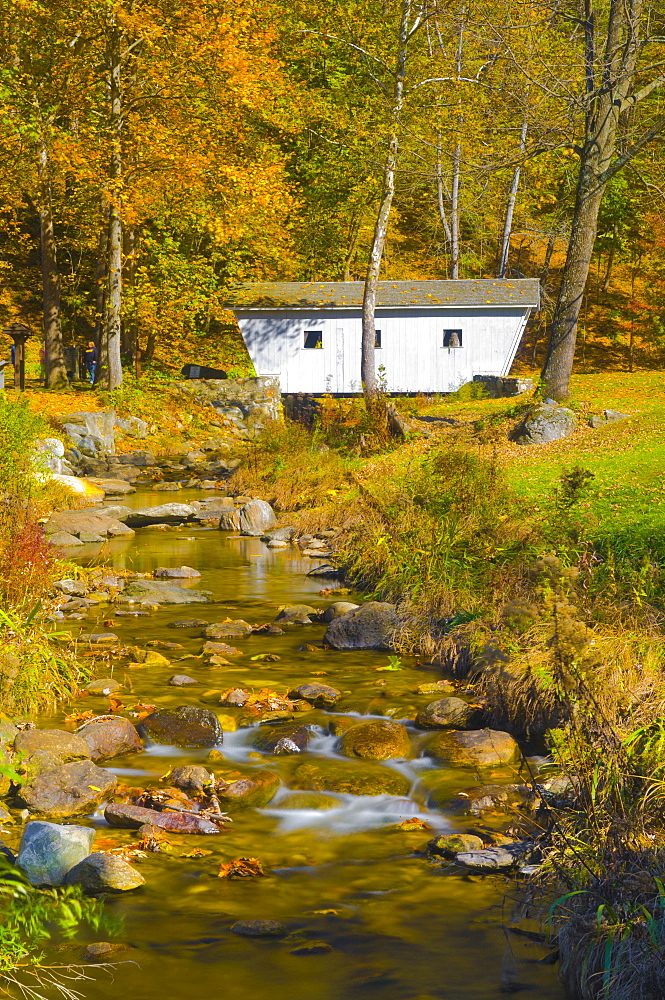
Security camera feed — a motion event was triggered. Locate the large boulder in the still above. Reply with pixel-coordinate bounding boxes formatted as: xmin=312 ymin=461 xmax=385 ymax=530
xmin=324 ymin=601 xmax=397 ymax=650
xmin=121 ymin=580 xmax=212 ymax=604
xmin=123 ymin=504 xmax=197 ymax=527
xmin=14 ymin=729 xmax=91 ymax=762
xmin=293 ymin=760 xmax=410 ymax=797
xmin=76 ymin=717 xmax=143 ymax=763
xmin=513 ymin=404 xmax=576 ymax=446
xmin=114 ymin=415 xmax=148 ymax=439
xmin=63 ymin=852 xmax=145 ymax=893
xmin=137 ymin=706 xmax=222 ymax=747
xmin=426 ymin=728 xmax=521 ymax=767
xmin=238 ymin=500 xmax=276 ymax=534
xmin=42 ymin=510 xmax=134 ymax=541
xmin=62 ymin=410 xmax=116 ymax=456
xmin=16 ymin=821 xmax=96 ymax=886
xmin=415 ymin=697 xmax=481 ymax=730
xmin=17 ymin=761 xmax=117 ymax=819
xmin=339 ymin=720 xmax=411 ymax=761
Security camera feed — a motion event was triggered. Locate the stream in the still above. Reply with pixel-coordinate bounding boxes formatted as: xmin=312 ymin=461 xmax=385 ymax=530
xmin=41 ymin=488 xmax=564 ymax=1000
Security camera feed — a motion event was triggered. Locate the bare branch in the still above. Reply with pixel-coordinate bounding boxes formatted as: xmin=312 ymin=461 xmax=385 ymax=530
xmin=296 ymin=29 xmax=390 ymax=73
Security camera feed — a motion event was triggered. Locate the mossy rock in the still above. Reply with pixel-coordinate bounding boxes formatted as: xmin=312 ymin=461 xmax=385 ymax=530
xmin=427 ymin=834 xmax=484 ymax=858
xmin=338 ymin=720 xmax=411 ymax=761
xmin=415 ymin=697 xmax=480 ymax=730
xmin=327 ymin=716 xmax=361 ymax=736
xmin=250 ymin=724 xmax=311 ymax=754
xmin=293 ymin=760 xmax=410 ymax=797
xmin=277 ymin=792 xmax=341 ymax=811
xmin=216 ymin=769 xmax=280 ymax=809
xmin=426 ymin=728 xmax=521 ymax=767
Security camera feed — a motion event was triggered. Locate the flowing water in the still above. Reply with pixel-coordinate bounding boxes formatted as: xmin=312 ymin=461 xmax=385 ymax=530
xmin=37 ymin=489 xmax=564 ymax=1000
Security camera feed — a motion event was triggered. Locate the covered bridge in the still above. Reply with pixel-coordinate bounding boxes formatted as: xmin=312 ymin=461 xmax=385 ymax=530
xmin=225 ymin=278 xmax=540 ymax=394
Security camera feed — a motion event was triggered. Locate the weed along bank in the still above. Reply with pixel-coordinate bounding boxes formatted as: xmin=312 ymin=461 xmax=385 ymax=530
xmin=226 ymin=279 xmax=540 ymax=394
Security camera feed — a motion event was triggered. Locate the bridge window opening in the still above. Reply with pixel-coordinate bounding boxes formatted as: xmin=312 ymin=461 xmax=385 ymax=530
xmin=304 ymin=330 xmax=323 ymax=349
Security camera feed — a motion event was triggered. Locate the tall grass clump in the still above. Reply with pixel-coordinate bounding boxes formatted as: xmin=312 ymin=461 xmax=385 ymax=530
xmin=232 ymin=418 xmax=356 ymax=513
xmin=341 ymin=444 xmax=540 ymax=644
xmin=0 ymin=394 xmax=85 ymax=712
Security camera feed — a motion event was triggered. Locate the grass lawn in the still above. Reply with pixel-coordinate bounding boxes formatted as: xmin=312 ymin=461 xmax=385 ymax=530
xmin=418 ymin=370 xmax=665 ymax=547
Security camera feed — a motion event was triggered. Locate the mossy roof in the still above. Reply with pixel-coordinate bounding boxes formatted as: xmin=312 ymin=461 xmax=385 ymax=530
xmin=225 ymin=279 xmax=540 ymax=311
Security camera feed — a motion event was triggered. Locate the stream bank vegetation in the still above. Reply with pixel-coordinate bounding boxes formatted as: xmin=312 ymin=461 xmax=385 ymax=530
xmin=0 ymin=396 xmax=99 ymax=993
xmin=0 ymin=856 xmax=117 ymax=1000
xmin=236 ymin=372 xmax=665 ymax=999
xmin=0 ymin=394 xmax=87 ymax=715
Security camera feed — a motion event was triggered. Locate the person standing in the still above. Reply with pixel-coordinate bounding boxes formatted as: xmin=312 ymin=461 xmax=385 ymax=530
xmin=84 ymin=341 xmax=97 ymax=383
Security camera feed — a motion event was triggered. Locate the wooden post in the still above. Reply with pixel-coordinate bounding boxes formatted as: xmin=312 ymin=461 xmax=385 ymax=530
xmin=4 ymin=323 xmax=32 ymax=392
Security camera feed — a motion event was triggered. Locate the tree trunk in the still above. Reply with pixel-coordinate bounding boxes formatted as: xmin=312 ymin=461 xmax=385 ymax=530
xmin=342 ymin=210 xmax=363 ymax=281
xmin=435 ymin=135 xmax=452 ymax=258
xmin=541 ymin=0 xmax=644 ymax=400
xmin=449 ymin=13 xmax=465 ymax=280
xmin=602 ymin=232 xmax=617 ymax=292
xmin=98 ymin=16 xmax=123 ymax=390
xmin=497 ymin=117 xmax=527 ymax=278
xmin=361 ymin=0 xmax=410 ymax=408
xmin=450 ymin=143 xmax=461 ymax=278
xmin=37 ymin=141 xmax=67 ymax=389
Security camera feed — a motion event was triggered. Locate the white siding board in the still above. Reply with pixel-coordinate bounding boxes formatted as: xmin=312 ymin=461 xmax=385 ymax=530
xmin=236 ymin=305 xmax=530 ymax=394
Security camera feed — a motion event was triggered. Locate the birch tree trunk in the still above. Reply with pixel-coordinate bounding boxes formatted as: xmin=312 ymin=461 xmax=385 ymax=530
xmin=450 ymin=142 xmax=461 ymax=279
xmin=435 ymin=136 xmax=452 ymax=254
xmin=98 ymin=15 xmax=123 ymax=389
xmin=497 ymin=117 xmax=527 ymax=278
xmin=37 ymin=141 xmax=67 ymax=389
xmin=449 ymin=12 xmax=465 ymax=280
xmin=361 ymin=0 xmax=411 ymax=407
xmin=541 ymin=0 xmax=646 ymax=400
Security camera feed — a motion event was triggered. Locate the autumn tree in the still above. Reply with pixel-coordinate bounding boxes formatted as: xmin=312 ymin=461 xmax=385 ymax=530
xmin=536 ymin=0 xmax=665 ymax=399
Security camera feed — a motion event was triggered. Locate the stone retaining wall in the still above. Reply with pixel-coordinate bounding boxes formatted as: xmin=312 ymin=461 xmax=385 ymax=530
xmin=170 ymin=376 xmax=282 ymax=437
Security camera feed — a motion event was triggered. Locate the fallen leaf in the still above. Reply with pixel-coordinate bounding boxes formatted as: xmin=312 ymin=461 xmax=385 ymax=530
xmin=64 ymin=709 xmax=96 ymax=724
xmin=181 ymin=849 xmax=213 ymax=858
xmin=218 ymin=857 xmax=265 ymax=879
xmin=127 ymin=703 xmax=156 ymax=719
